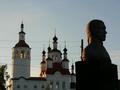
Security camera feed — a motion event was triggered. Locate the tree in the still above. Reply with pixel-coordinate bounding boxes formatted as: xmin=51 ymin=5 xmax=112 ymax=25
xmin=0 ymin=65 xmax=7 ymax=90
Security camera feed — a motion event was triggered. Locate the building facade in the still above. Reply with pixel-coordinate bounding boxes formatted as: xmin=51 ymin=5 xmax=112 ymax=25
xmin=7 ymin=23 xmax=76 ymax=90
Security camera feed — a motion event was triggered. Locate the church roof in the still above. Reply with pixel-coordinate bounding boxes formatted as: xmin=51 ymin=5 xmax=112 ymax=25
xmin=19 ymin=31 xmax=25 ymax=34
xmin=14 ymin=40 xmax=30 ymax=48
xmin=46 ymin=63 xmax=70 ymax=75
xmin=12 ymin=76 xmax=46 ymax=81
xmin=28 ymin=77 xmax=46 ymax=81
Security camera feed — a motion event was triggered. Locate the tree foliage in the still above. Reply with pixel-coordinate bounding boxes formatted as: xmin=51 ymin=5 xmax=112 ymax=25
xmin=0 ymin=66 xmax=5 ymax=83
xmin=0 ymin=65 xmax=7 ymax=90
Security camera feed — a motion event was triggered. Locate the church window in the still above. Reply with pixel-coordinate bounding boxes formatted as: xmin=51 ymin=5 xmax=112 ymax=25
xmin=62 ymin=82 xmax=66 ymax=89
xmin=41 ymin=85 xmax=44 ymax=88
xmin=24 ymin=85 xmax=27 ymax=88
xmin=20 ymin=50 xmax=25 ymax=59
xmin=50 ymin=81 xmax=53 ymax=89
xmin=56 ymin=81 xmax=59 ymax=89
xmin=17 ymin=85 xmax=20 ymax=88
xmin=15 ymin=50 xmax=18 ymax=57
xmin=34 ymin=85 xmax=37 ymax=88
xmin=27 ymin=51 xmax=30 ymax=58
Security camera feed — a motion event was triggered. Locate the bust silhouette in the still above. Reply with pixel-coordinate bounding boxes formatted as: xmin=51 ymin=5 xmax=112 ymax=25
xmin=76 ymin=19 xmax=118 ymax=90
xmin=82 ymin=19 xmax=111 ymax=65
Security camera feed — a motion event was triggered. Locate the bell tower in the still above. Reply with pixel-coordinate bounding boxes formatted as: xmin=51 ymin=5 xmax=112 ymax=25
xmin=12 ymin=22 xmax=31 ymax=78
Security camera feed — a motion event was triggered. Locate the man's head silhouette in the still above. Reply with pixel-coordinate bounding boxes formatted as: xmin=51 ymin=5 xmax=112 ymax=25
xmin=87 ymin=19 xmax=107 ymax=44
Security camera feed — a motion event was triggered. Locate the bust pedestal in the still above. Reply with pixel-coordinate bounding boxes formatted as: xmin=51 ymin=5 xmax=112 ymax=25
xmin=75 ymin=61 xmax=118 ymax=90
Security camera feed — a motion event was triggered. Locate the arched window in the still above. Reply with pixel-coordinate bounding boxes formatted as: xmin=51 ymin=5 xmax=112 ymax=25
xmin=56 ymin=81 xmax=59 ymax=89
xmin=27 ymin=51 xmax=30 ymax=58
xmin=20 ymin=50 xmax=25 ymax=59
xmin=15 ymin=50 xmax=18 ymax=58
xmin=41 ymin=85 xmax=44 ymax=89
xmin=50 ymin=81 xmax=53 ymax=89
xmin=33 ymin=85 xmax=37 ymax=88
xmin=24 ymin=85 xmax=27 ymax=88
xmin=62 ymin=82 xmax=66 ymax=89
xmin=17 ymin=85 xmax=20 ymax=88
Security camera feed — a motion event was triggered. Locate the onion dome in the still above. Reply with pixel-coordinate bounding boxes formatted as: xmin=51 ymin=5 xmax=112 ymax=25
xmin=62 ymin=44 xmax=69 ymax=61
xmin=42 ymin=50 xmax=46 ymax=55
xmin=19 ymin=22 xmax=25 ymax=34
xmin=63 ymin=47 xmax=67 ymax=53
xmin=46 ymin=45 xmax=52 ymax=61
xmin=41 ymin=50 xmax=46 ymax=64
xmin=47 ymin=45 xmax=51 ymax=52
xmin=53 ymin=35 xmax=58 ymax=42
xmin=52 ymin=34 xmax=59 ymax=49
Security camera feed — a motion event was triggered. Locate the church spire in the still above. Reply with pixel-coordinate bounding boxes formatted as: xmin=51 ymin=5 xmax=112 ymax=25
xmin=19 ymin=22 xmax=25 ymax=41
xmin=48 ymin=40 xmax=51 ymax=52
xmin=21 ymin=21 xmax=24 ymax=31
xmin=53 ymin=30 xmax=58 ymax=49
xmin=71 ymin=63 xmax=74 ymax=74
xmin=53 ymin=30 xmax=58 ymax=42
xmin=42 ymin=50 xmax=46 ymax=61
xmin=63 ymin=41 xmax=67 ymax=59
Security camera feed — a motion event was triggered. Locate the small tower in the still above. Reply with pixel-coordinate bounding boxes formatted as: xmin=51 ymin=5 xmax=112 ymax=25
xmin=70 ymin=64 xmax=76 ymax=89
xmin=71 ymin=64 xmax=75 ymax=75
xmin=53 ymin=34 xmax=58 ymax=49
xmin=62 ymin=42 xmax=69 ymax=70
xmin=40 ymin=50 xmax=47 ymax=78
xmin=46 ymin=44 xmax=53 ymax=75
xmin=12 ymin=22 xmax=31 ymax=78
xmin=46 ymin=44 xmax=53 ymax=70
xmin=50 ymin=34 xmax=62 ymax=63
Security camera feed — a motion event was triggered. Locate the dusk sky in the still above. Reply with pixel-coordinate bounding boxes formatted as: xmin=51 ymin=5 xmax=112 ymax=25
xmin=0 ymin=0 xmax=120 ymax=77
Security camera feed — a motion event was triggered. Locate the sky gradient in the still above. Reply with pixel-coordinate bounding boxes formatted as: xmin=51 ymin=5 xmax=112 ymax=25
xmin=0 ymin=0 xmax=120 ymax=77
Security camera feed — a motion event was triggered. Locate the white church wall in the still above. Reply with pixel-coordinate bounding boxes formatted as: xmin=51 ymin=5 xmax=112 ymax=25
xmin=47 ymin=71 xmax=71 ymax=90
xmin=12 ymin=78 xmax=46 ymax=90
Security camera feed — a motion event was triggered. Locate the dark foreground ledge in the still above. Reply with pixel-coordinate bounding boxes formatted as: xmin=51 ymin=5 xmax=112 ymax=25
xmin=75 ymin=61 xmax=118 ymax=90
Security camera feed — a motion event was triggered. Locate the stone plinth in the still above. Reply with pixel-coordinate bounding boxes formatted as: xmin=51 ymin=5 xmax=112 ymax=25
xmin=75 ymin=61 xmax=118 ymax=90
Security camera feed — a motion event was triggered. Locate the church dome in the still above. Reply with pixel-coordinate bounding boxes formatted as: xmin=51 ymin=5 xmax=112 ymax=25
xmin=53 ymin=35 xmax=58 ymax=42
xmin=14 ymin=40 xmax=30 ymax=48
xmin=19 ymin=31 xmax=25 ymax=34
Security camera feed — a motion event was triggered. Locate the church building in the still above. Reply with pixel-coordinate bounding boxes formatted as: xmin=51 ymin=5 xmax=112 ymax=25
xmin=7 ymin=23 xmax=76 ymax=90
